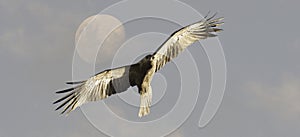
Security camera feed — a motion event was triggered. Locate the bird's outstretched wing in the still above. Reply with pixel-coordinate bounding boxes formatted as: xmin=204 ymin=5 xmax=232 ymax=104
xmin=53 ymin=66 xmax=131 ymax=115
xmin=152 ymin=13 xmax=224 ymax=72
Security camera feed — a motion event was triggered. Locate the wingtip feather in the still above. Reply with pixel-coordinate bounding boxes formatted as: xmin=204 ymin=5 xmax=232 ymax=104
xmin=56 ymin=88 xmax=74 ymax=94
xmin=213 ymin=28 xmax=223 ymax=32
xmin=65 ymin=81 xmax=85 ymax=85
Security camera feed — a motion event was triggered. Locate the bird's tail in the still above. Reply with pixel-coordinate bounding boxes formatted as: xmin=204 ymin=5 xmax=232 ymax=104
xmin=138 ymin=87 xmax=152 ymax=117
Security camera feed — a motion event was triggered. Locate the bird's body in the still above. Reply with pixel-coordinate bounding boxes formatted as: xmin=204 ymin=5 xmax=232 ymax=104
xmin=54 ymin=13 xmax=224 ymax=117
xmin=129 ymin=55 xmax=153 ymax=88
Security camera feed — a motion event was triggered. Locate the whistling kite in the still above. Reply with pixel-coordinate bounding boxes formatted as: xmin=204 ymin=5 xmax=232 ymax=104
xmin=54 ymin=13 xmax=224 ymax=117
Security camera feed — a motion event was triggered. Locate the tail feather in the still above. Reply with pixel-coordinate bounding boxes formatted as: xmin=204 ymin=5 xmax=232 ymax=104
xmin=138 ymin=87 xmax=152 ymax=117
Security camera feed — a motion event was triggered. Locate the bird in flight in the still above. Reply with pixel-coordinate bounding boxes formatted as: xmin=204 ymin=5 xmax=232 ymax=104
xmin=54 ymin=13 xmax=224 ymax=117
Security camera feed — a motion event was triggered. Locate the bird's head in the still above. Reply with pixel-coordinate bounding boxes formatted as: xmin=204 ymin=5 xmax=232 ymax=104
xmin=140 ymin=54 xmax=152 ymax=63
xmin=138 ymin=54 xmax=153 ymax=69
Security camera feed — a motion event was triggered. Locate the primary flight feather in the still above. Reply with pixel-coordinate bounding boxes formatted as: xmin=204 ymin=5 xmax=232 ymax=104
xmin=54 ymin=13 xmax=224 ymax=117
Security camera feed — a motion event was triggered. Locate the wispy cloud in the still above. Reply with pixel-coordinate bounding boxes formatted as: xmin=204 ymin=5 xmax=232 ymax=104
xmin=0 ymin=28 xmax=26 ymax=55
xmin=245 ymin=74 xmax=300 ymax=119
xmin=0 ymin=0 xmax=79 ymax=61
xmin=293 ymin=38 xmax=300 ymax=50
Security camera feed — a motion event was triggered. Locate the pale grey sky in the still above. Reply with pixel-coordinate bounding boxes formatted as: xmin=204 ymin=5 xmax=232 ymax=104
xmin=0 ymin=0 xmax=300 ymax=137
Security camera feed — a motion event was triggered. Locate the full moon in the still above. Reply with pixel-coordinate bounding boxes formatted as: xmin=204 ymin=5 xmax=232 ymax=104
xmin=75 ymin=14 xmax=125 ymax=64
